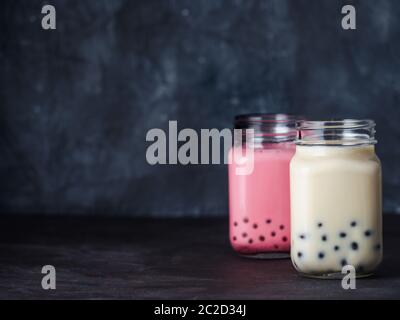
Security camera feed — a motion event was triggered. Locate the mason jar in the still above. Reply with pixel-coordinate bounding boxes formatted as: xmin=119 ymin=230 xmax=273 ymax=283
xmin=228 ymin=114 xmax=297 ymax=259
xmin=290 ymin=119 xmax=383 ymax=278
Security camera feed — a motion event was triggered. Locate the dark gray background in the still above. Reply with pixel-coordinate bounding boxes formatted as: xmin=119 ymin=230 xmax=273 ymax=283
xmin=1 ymin=0 xmax=399 ymax=216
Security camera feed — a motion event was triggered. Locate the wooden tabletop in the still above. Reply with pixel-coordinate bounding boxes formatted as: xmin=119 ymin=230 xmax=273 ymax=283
xmin=0 ymin=214 xmax=399 ymax=299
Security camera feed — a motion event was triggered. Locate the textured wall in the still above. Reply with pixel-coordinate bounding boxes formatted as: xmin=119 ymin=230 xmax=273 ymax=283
xmin=1 ymin=0 xmax=399 ymax=216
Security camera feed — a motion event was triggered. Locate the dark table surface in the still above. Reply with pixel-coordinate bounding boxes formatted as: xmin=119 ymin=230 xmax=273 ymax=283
xmin=0 ymin=214 xmax=399 ymax=300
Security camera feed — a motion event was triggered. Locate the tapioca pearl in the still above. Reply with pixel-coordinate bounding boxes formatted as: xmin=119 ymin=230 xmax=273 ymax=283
xmin=351 ymin=242 xmax=359 ymax=250
xmin=242 ymin=232 xmax=248 ymax=238
xmin=297 ymin=252 xmax=303 ymax=258
xmin=243 ymin=217 xmax=249 ymax=223
xmin=271 ymin=231 xmax=276 ymax=237
xmin=339 ymin=232 xmax=347 ymax=238
xmin=321 ymin=235 xmax=328 ymax=242
xmin=350 ymin=221 xmax=357 ymax=227
xmin=248 ymin=239 xmax=253 ymax=244
xmin=279 ymin=225 xmax=285 ymax=230
xmin=364 ymin=230 xmax=372 ymax=237
xmin=253 ymin=223 xmax=258 ymax=229
xmin=341 ymin=259 xmax=348 ymax=267
xmin=274 ymin=245 xmax=279 ymax=249
xmin=233 ymin=236 xmax=237 ymax=241
xmin=317 ymin=222 xmax=323 ymax=228
xmin=233 ymin=222 xmax=238 ymax=227
xmin=259 ymin=235 xmax=265 ymax=242
xmin=334 ymin=245 xmax=340 ymax=251
xmin=299 ymin=234 xmax=306 ymax=240
xmin=266 ymin=219 xmax=272 ymax=224
xmin=318 ymin=252 xmax=325 ymax=259
xmin=282 ymin=236 xmax=287 ymax=242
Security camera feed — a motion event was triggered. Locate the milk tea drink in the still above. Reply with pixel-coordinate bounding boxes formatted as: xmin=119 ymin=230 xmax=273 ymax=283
xmin=290 ymin=120 xmax=382 ymax=278
xmin=228 ymin=114 xmax=297 ymax=258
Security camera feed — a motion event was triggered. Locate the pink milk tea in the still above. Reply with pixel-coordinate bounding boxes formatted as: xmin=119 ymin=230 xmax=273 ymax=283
xmin=228 ymin=114 xmax=297 ymax=259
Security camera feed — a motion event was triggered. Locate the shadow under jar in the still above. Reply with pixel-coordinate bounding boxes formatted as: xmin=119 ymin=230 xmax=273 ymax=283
xmin=290 ymin=120 xmax=383 ymax=278
xmin=228 ymin=114 xmax=297 ymax=259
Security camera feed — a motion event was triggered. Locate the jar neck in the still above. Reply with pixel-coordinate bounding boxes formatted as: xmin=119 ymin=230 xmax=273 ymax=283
xmin=296 ymin=120 xmax=377 ymax=146
xmin=234 ymin=113 xmax=297 ymax=146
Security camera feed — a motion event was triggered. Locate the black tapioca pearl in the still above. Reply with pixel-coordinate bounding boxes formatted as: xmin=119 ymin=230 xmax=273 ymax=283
xmin=243 ymin=218 xmax=249 ymax=223
xmin=297 ymin=252 xmax=303 ymax=258
xmin=357 ymin=265 xmax=365 ymax=272
xmin=318 ymin=252 xmax=325 ymax=259
xmin=271 ymin=231 xmax=276 ymax=237
xmin=321 ymin=235 xmax=328 ymax=242
xmin=233 ymin=236 xmax=237 ymax=241
xmin=317 ymin=222 xmax=323 ymax=228
xmin=341 ymin=259 xmax=348 ymax=267
xmin=351 ymin=242 xmax=359 ymax=250
xmin=282 ymin=236 xmax=287 ymax=242
xmin=274 ymin=245 xmax=279 ymax=249
xmin=339 ymin=232 xmax=347 ymax=238
xmin=279 ymin=225 xmax=285 ymax=230
xmin=259 ymin=235 xmax=265 ymax=241
xmin=253 ymin=223 xmax=258 ymax=229
xmin=351 ymin=221 xmax=357 ymax=227
xmin=266 ymin=219 xmax=272 ymax=224
xmin=299 ymin=234 xmax=306 ymax=240
xmin=233 ymin=222 xmax=238 ymax=227
xmin=364 ymin=230 xmax=372 ymax=237
xmin=242 ymin=232 xmax=247 ymax=238
xmin=334 ymin=245 xmax=340 ymax=251
xmin=248 ymin=239 xmax=253 ymax=244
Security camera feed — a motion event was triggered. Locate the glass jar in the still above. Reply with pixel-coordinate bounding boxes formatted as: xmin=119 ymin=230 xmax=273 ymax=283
xmin=290 ymin=120 xmax=383 ymax=278
xmin=228 ymin=114 xmax=297 ymax=259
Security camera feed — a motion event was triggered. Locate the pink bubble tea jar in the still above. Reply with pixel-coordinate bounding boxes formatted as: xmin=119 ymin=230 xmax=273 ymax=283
xmin=228 ymin=114 xmax=297 ymax=259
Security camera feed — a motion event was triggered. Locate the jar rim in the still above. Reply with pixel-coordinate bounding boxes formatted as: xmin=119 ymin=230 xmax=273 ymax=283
xmin=297 ymin=119 xmax=375 ymax=130
xmin=234 ymin=113 xmax=299 ymax=144
xmin=295 ymin=119 xmax=377 ymax=146
xmin=235 ymin=113 xmax=297 ymax=126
